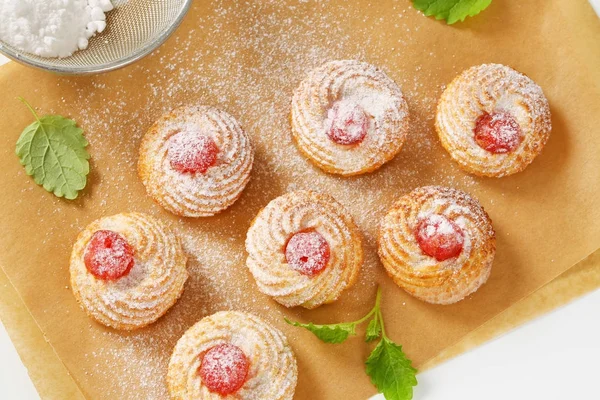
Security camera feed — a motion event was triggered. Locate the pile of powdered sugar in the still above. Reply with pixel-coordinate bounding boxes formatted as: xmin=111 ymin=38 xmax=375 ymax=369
xmin=0 ymin=0 xmax=114 ymax=58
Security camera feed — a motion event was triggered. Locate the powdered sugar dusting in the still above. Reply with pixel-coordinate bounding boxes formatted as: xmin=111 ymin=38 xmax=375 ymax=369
xmin=415 ymin=214 xmax=465 ymax=261
xmin=292 ymin=59 xmax=410 ymax=175
xmin=325 ymin=99 xmax=369 ymax=145
xmin=167 ymin=311 xmax=297 ymax=399
xmin=83 ymin=230 xmax=134 ymax=280
xmin=168 ymin=130 xmax=219 ymax=174
xmin=436 ymin=63 xmax=551 ymax=177
xmin=199 ymin=343 xmax=249 ymax=395
xmin=70 ymin=213 xmax=188 ymax=330
xmin=14 ymin=1 xmax=486 ymax=398
xmin=246 ymin=190 xmax=362 ymax=309
xmin=138 ymin=105 xmax=254 ymax=217
xmin=380 ymin=186 xmax=495 ymax=304
xmin=285 ymin=230 xmax=331 ymax=277
xmin=474 ymin=110 xmax=523 ymax=154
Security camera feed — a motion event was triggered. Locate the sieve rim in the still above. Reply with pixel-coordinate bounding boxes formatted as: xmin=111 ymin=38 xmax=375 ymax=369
xmin=0 ymin=0 xmax=193 ymax=76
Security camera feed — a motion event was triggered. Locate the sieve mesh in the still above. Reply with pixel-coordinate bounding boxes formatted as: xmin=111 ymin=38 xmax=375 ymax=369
xmin=0 ymin=0 xmax=192 ymax=75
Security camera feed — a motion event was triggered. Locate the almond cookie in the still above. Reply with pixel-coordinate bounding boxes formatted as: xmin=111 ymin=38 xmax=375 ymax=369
xmin=378 ymin=186 xmax=495 ymax=305
xmin=291 ymin=60 xmax=410 ymax=176
xmin=168 ymin=311 xmax=297 ymax=400
xmin=436 ymin=64 xmax=551 ymax=177
xmin=70 ymin=213 xmax=188 ymax=330
xmin=246 ymin=190 xmax=363 ymax=309
xmin=139 ymin=105 xmax=254 ymax=217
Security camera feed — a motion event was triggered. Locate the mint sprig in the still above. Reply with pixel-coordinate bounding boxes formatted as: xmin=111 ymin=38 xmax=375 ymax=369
xmin=284 ymin=290 xmax=381 ymax=344
xmin=285 ymin=288 xmax=417 ymax=399
xmin=283 ymin=319 xmax=357 ymax=344
xmin=412 ymin=0 xmax=492 ymax=24
xmin=366 ymin=338 xmax=418 ymax=400
xmin=15 ymin=98 xmax=90 ymax=200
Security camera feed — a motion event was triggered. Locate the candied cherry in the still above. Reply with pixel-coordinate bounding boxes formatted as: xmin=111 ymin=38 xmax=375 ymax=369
xmin=326 ymin=100 xmax=369 ymax=145
xmin=474 ymin=110 xmax=523 ymax=154
xmin=285 ymin=230 xmax=331 ymax=277
xmin=415 ymin=214 xmax=464 ymax=261
xmin=168 ymin=131 xmax=219 ymax=174
xmin=84 ymin=230 xmax=135 ymax=280
xmin=199 ymin=343 xmax=249 ymax=395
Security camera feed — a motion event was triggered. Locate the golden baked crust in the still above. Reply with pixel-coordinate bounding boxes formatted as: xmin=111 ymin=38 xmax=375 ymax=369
xmin=70 ymin=213 xmax=188 ymax=330
xmin=291 ymin=60 xmax=410 ymax=176
xmin=245 ymin=190 xmax=363 ymax=309
xmin=138 ymin=105 xmax=254 ymax=217
xmin=167 ymin=311 xmax=297 ymax=400
xmin=378 ymin=186 xmax=495 ymax=305
xmin=436 ymin=64 xmax=551 ymax=177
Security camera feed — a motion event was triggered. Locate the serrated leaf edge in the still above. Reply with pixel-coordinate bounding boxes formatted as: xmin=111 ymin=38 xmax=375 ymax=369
xmin=15 ymin=100 xmax=90 ymax=200
xmin=412 ymin=0 xmax=492 ymax=24
xmin=365 ymin=338 xmax=418 ymax=400
xmin=284 ymin=318 xmax=357 ymax=344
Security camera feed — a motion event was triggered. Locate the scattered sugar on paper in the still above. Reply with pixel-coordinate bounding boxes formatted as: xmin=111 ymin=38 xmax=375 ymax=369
xmin=16 ymin=1 xmax=483 ymax=398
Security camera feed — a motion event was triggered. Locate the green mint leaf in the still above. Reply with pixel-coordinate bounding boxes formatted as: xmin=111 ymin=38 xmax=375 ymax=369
xmin=284 ymin=318 xmax=356 ymax=344
xmin=15 ymin=99 xmax=90 ymax=200
xmin=366 ymin=337 xmax=418 ymax=400
xmin=365 ymin=315 xmax=382 ymax=342
xmin=412 ymin=0 xmax=492 ymax=24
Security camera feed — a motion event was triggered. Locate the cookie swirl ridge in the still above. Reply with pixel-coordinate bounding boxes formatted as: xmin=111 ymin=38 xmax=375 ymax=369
xmin=70 ymin=213 xmax=188 ymax=330
xmin=167 ymin=311 xmax=297 ymax=400
xmin=138 ymin=105 xmax=254 ymax=217
xmin=291 ymin=60 xmax=410 ymax=176
xmin=245 ymin=190 xmax=363 ymax=309
xmin=378 ymin=186 xmax=495 ymax=305
xmin=436 ymin=64 xmax=551 ymax=177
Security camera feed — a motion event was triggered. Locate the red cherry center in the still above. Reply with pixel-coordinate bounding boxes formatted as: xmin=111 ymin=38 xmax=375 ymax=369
xmin=84 ymin=230 xmax=135 ymax=281
xmin=168 ymin=131 xmax=219 ymax=174
xmin=415 ymin=215 xmax=464 ymax=261
xmin=474 ymin=111 xmax=523 ymax=154
xmin=285 ymin=230 xmax=331 ymax=277
xmin=199 ymin=343 xmax=249 ymax=396
xmin=326 ymin=100 xmax=368 ymax=145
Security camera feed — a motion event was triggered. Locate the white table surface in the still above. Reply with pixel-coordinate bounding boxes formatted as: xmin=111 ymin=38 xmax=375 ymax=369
xmin=1 ymin=2 xmax=599 ymax=397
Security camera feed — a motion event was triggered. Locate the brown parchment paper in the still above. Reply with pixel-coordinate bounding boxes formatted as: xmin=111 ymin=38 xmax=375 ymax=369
xmin=0 ymin=268 xmax=86 ymax=400
xmin=422 ymin=250 xmax=600 ymax=371
xmin=0 ymin=0 xmax=599 ymax=399
xmin=3 ymin=253 xmax=599 ymax=400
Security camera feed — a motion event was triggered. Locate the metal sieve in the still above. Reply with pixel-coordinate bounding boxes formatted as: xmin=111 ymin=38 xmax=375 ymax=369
xmin=0 ymin=0 xmax=193 ymax=75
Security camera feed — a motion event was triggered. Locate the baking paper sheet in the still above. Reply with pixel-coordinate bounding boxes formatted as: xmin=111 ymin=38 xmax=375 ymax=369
xmin=0 ymin=0 xmax=599 ymax=398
